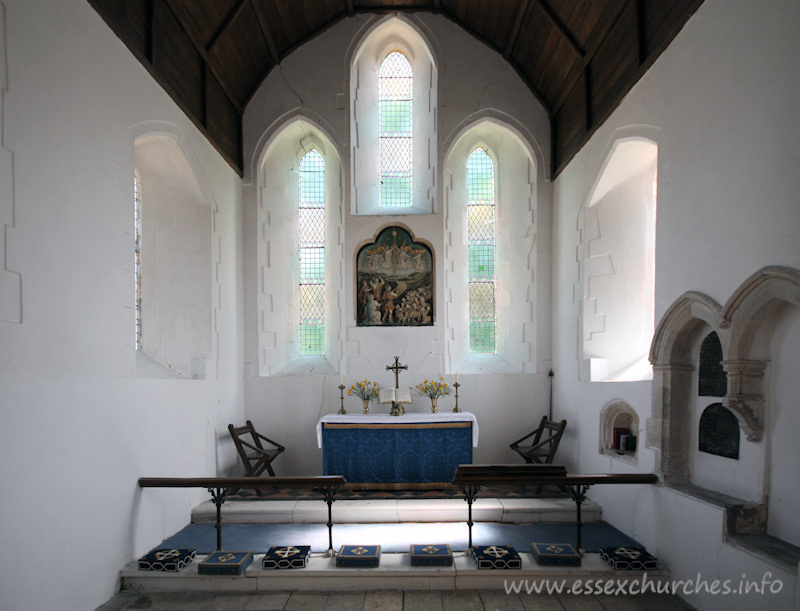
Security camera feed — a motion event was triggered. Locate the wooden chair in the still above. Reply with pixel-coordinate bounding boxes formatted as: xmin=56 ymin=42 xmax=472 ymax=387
xmin=509 ymin=416 xmax=567 ymax=465
xmin=228 ymin=421 xmax=285 ymax=494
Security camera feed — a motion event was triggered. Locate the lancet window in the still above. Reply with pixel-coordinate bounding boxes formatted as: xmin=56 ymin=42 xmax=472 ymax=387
xmin=298 ymin=149 xmax=326 ymax=355
xmin=467 ymin=147 xmax=497 ymax=353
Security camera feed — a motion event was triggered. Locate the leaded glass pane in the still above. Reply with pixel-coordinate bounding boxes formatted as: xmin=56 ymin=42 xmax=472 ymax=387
xmin=468 ymin=204 xmax=495 ymax=243
xmin=380 ymin=137 xmax=412 ymax=172
xmin=469 ymin=244 xmax=495 ymax=280
xmin=379 ymin=51 xmax=412 ymax=207
xmin=299 ymin=208 xmax=324 ymax=245
xmin=469 ymin=282 xmax=496 ymax=320
xmin=299 ymin=150 xmax=325 ymax=355
xmin=380 ymin=100 xmax=411 ymax=134
xmin=299 ymin=247 xmax=325 ymax=282
xmin=470 ymin=322 xmax=496 ymax=353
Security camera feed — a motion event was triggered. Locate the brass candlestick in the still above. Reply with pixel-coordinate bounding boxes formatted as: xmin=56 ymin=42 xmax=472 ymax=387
xmin=337 ymin=384 xmax=346 ymax=414
xmin=453 ymin=382 xmax=461 ymax=412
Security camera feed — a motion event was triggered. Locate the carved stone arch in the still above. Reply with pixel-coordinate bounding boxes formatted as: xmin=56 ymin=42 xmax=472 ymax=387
xmin=649 ymin=291 xmax=724 ymax=367
xmin=249 ymin=110 xmax=343 ymax=186
xmin=723 ymin=266 xmax=800 ymax=360
xmin=719 ymin=266 xmax=800 ymax=441
xmin=648 ymin=292 xmax=724 ymax=482
xmin=443 ymin=111 xmax=546 ymax=184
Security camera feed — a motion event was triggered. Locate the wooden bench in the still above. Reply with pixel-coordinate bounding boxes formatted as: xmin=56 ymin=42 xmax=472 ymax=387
xmin=138 ymin=476 xmax=346 ymax=553
xmin=452 ymin=464 xmax=657 ymax=551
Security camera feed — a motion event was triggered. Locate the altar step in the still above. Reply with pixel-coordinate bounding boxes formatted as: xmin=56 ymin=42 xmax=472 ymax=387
xmin=119 ymin=550 xmax=672 ymax=594
xmin=191 ymin=497 xmax=602 ymax=525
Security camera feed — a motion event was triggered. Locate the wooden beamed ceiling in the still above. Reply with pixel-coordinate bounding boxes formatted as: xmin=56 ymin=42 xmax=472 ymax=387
xmin=89 ymin=0 xmax=703 ymax=177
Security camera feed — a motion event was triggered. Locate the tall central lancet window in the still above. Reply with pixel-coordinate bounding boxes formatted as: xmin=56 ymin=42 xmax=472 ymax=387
xmin=379 ymin=51 xmax=412 ymax=207
xmin=467 ymin=147 xmax=497 ymax=353
xmin=298 ymin=149 xmax=325 ymax=355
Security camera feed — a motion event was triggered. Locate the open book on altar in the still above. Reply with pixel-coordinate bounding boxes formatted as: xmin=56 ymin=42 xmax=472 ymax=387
xmin=378 ymin=388 xmax=413 ymax=404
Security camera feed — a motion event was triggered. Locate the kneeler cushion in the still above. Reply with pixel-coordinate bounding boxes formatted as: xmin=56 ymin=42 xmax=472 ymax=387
xmin=599 ymin=546 xmax=658 ymax=570
xmin=263 ymin=546 xmax=311 ymax=569
xmin=531 ymin=542 xmax=581 ymax=566
xmin=138 ymin=548 xmax=196 ymax=572
xmin=472 ymin=545 xmax=521 ymax=570
xmin=197 ymin=551 xmax=254 ymax=575
xmin=336 ymin=545 xmax=381 ymax=568
xmin=410 ymin=544 xmax=453 ymax=566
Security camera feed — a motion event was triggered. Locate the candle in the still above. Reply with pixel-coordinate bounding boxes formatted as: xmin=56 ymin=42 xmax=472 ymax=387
xmin=340 ymin=374 xmax=343 ymax=386
xmin=455 ymin=372 xmax=459 ymax=384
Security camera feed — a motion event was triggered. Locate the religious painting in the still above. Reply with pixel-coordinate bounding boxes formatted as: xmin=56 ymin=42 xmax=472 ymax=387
xmin=356 ymin=225 xmax=433 ymax=326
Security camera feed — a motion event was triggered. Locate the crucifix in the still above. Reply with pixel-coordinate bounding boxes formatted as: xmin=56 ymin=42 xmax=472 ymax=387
xmin=385 ymin=356 xmax=409 ymax=416
xmin=386 ymin=356 xmax=408 ymax=388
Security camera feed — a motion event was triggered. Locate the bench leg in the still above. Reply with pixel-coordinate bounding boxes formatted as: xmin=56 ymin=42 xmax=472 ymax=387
xmin=207 ymin=486 xmax=231 ymax=551
xmin=569 ymin=484 xmax=591 ymax=552
xmin=460 ymin=484 xmax=481 ymax=555
xmin=317 ymin=484 xmax=340 ymax=557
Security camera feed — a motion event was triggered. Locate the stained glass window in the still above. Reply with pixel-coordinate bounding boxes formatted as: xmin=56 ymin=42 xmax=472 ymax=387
xmin=134 ymin=164 xmax=142 ymax=351
xmin=467 ymin=148 xmax=496 ymax=353
xmin=379 ymin=51 xmax=412 ymax=207
xmin=299 ymin=150 xmax=325 ymax=355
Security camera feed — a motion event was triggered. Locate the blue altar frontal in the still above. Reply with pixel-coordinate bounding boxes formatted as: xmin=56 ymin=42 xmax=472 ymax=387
xmin=317 ymin=412 xmax=478 ymax=485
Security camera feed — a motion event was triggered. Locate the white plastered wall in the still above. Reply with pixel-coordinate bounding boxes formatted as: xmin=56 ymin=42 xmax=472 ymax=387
xmin=551 ymin=0 xmax=800 ymax=608
xmin=242 ymin=13 xmax=553 ymax=477
xmin=0 ymin=1 xmax=244 ymax=609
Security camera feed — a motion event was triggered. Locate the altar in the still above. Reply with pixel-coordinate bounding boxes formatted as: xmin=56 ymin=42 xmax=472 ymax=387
xmin=317 ymin=412 xmax=478 ymax=487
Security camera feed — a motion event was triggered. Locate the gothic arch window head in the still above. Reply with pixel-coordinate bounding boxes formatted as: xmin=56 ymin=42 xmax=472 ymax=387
xmin=298 ymin=149 xmax=326 ymax=356
xmin=379 ymin=51 xmax=412 ymax=208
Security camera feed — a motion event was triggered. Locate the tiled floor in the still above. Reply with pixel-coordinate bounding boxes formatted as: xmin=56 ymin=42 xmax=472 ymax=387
xmin=98 ymin=588 xmax=694 ymax=610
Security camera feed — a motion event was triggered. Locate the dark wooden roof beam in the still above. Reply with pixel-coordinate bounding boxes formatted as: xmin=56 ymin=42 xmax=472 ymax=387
xmin=161 ymin=0 xmax=244 ymax=115
xmin=207 ymin=0 xmax=250 ymax=53
xmin=250 ymin=0 xmax=281 ymax=67
xmin=504 ymin=0 xmax=530 ymax=60
xmin=549 ymin=0 xmax=631 ymax=117
xmin=533 ymin=0 xmax=584 ymax=58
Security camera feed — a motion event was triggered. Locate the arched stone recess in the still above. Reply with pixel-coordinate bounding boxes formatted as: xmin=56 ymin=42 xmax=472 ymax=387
xmin=253 ymin=114 xmax=344 ymax=376
xmin=720 ymin=266 xmax=800 ymax=442
xmin=131 ymin=121 xmax=220 ymax=379
xmin=576 ymin=128 xmax=659 ymax=382
xmin=348 ymin=15 xmax=438 ymax=215
xmin=442 ymin=114 xmax=539 ymax=374
xmin=648 ymin=291 xmax=724 ymax=482
xmin=599 ymin=400 xmax=640 ymax=465
xmin=650 ymin=266 xmax=800 ymax=481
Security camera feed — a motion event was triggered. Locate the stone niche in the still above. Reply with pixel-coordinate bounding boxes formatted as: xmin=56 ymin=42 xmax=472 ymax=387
xmin=600 ymin=401 xmax=639 ymax=465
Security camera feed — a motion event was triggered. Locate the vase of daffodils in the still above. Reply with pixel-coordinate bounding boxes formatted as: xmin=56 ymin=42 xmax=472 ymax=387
xmin=347 ymin=379 xmax=380 ymax=413
xmin=415 ymin=377 xmax=452 ymax=413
